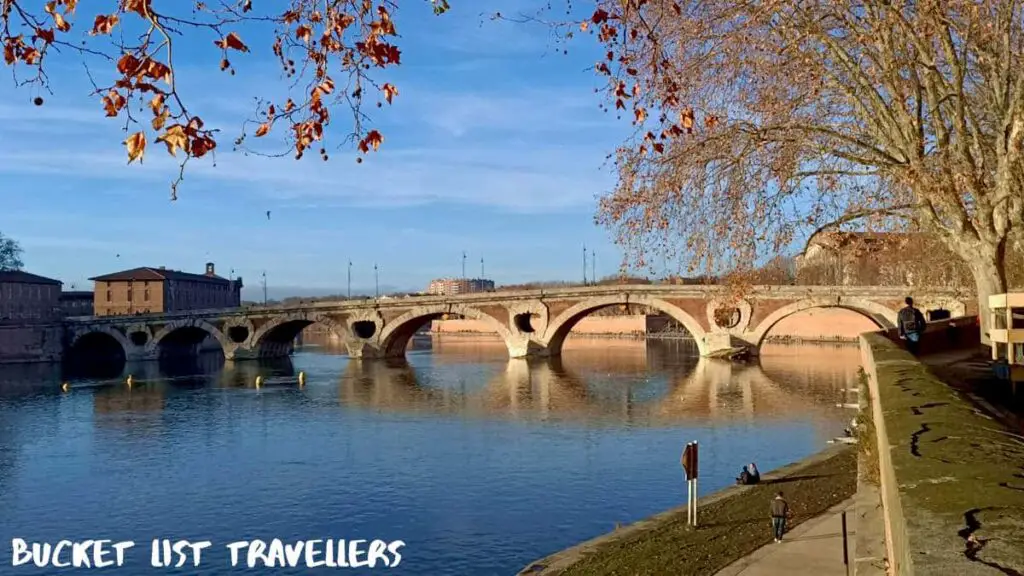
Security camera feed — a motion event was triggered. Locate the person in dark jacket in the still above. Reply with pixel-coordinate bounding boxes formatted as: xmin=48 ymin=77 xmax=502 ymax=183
xmin=770 ymin=492 xmax=789 ymax=542
xmin=897 ymin=297 xmax=927 ymax=355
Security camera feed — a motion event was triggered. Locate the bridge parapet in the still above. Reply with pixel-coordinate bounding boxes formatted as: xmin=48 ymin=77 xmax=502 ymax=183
xmin=63 ymin=284 xmax=975 ymax=363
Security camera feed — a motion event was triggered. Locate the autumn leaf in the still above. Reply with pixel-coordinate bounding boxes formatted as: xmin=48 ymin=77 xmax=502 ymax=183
xmin=152 ymin=108 xmax=169 ymax=130
xmin=680 ymin=107 xmax=694 ymax=133
xmin=382 ymin=83 xmax=398 ymax=104
xmin=316 ymin=77 xmax=335 ymax=95
xmin=21 ymin=47 xmax=41 ymax=65
xmin=124 ymin=131 xmax=146 ymax=164
xmin=32 ymin=28 xmax=55 ymax=44
xmin=295 ymin=25 xmax=313 ymax=43
xmin=358 ymin=130 xmax=383 ymax=153
xmin=214 ymin=32 xmax=249 ymax=52
xmin=122 ymin=0 xmax=151 ymax=17
xmin=191 ymin=136 xmax=215 ymax=158
xmin=90 ymin=14 xmax=119 ymax=35
xmin=254 ymin=123 xmax=270 ymax=137
xmin=52 ymin=12 xmax=71 ymax=32
xmin=101 ymin=90 xmax=125 ymax=117
xmin=155 ymin=125 xmax=188 ymax=156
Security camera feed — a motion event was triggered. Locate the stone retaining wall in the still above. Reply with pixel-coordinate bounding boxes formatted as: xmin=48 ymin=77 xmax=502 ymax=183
xmin=859 ymin=323 xmax=1024 ymax=575
xmin=0 ymin=323 xmax=63 ymax=364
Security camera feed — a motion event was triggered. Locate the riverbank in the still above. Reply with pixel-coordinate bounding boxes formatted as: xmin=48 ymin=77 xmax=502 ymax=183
xmin=519 ymin=444 xmax=856 ymax=576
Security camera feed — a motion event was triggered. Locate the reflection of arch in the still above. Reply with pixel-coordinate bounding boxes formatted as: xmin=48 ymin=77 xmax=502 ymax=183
xmin=543 ymin=295 xmax=708 ymax=356
xmin=749 ymin=298 xmax=897 ymax=349
xmin=251 ymin=313 xmax=349 ymax=356
xmin=377 ymin=304 xmax=515 ymax=357
xmin=147 ymin=319 xmax=229 ymax=356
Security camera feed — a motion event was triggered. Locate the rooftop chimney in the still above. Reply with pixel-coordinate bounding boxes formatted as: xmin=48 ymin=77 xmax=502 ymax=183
xmin=205 ymin=262 xmax=215 ymax=276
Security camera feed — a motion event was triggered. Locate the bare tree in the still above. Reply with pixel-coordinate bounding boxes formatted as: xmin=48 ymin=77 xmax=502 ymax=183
xmin=555 ymin=0 xmax=1024 ymax=336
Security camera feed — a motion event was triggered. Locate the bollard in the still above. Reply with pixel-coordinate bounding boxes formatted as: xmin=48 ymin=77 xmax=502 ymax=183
xmin=255 ymin=376 xmax=263 ymax=389
xmin=61 ymin=382 xmax=70 ymax=392
xmin=298 ymin=371 xmax=306 ymax=387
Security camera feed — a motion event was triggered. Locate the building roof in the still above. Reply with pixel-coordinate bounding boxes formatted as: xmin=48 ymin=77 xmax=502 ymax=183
xmin=801 ymin=231 xmax=921 ymax=259
xmin=89 ymin=266 xmax=232 ymax=284
xmin=0 ymin=270 xmax=63 ymax=285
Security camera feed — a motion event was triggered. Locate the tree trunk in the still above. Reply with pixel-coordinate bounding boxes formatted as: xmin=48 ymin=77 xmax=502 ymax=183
xmin=968 ymin=243 xmax=1008 ymax=345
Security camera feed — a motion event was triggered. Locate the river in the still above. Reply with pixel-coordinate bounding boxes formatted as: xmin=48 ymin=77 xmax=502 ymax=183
xmin=0 ymin=336 xmax=859 ymax=575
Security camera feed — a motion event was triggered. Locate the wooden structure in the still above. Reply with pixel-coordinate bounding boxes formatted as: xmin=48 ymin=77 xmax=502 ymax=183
xmin=988 ymin=292 xmax=1024 ymax=391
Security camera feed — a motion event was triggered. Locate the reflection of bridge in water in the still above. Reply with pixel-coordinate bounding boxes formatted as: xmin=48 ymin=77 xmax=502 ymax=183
xmin=335 ymin=349 xmax=852 ymax=425
xmin=59 ymin=337 xmax=856 ymax=428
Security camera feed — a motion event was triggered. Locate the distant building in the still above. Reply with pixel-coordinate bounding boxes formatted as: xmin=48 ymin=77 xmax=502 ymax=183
xmin=59 ymin=291 xmax=94 ymax=317
xmin=0 ymin=270 xmax=63 ymax=364
xmin=0 ymin=270 xmax=62 ymax=323
xmin=89 ymin=262 xmax=243 ymax=316
xmin=426 ymin=278 xmax=495 ymax=296
xmin=796 ymin=232 xmax=916 ymax=286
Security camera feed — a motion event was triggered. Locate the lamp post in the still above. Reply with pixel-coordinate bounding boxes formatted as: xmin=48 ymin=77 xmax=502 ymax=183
xmin=261 ymin=271 xmax=267 ymax=305
xmin=462 ymin=251 xmax=467 ymax=280
xmin=480 ymin=257 xmax=485 ymax=278
xmin=582 ymin=244 xmax=588 ymax=285
xmin=591 ymin=249 xmax=596 ymax=285
xmin=374 ymin=264 xmax=379 ymax=298
xmin=347 ymin=260 xmax=352 ymax=299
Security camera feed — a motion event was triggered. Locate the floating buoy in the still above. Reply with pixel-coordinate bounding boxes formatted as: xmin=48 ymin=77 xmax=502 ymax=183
xmin=298 ymin=371 xmax=306 ymax=387
xmin=61 ymin=382 xmax=70 ymax=392
xmin=126 ymin=375 xmax=133 ymax=387
xmin=255 ymin=376 xmax=263 ymax=389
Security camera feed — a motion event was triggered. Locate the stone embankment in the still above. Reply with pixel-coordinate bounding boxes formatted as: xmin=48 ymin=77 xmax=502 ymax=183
xmin=859 ymin=318 xmax=1024 ymax=575
xmin=518 ymin=445 xmax=856 ymax=576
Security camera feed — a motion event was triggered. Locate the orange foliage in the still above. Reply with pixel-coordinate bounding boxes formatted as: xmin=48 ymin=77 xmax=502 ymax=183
xmin=1 ymin=0 xmax=452 ymax=199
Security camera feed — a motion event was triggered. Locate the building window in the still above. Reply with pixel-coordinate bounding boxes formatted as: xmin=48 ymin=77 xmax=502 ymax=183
xmin=106 ymin=290 xmax=112 ymax=302
xmin=128 ymin=289 xmax=133 ymax=301
xmin=144 ymin=289 xmax=150 ymax=301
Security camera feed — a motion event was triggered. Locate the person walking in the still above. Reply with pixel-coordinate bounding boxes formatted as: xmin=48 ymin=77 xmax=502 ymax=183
xmin=770 ymin=492 xmax=789 ymax=543
xmin=897 ymin=296 xmax=927 ymax=355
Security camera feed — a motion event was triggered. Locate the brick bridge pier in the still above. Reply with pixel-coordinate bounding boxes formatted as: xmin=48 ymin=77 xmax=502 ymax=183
xmin=63 ymin=284 xmax=973 ymax=363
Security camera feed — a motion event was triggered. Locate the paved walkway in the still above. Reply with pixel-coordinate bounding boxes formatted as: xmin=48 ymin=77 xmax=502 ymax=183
xmin=713 ymin=499 xmax=856 ymax=576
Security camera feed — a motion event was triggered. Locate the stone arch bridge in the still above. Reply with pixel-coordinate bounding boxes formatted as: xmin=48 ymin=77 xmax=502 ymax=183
xmin=63 ymin=284 xmax=973 ymax=363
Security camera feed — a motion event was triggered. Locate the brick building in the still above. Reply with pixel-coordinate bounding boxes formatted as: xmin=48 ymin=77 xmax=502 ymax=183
xmin=0 ymin=270 xmax=64 ymax=363
xmin=426 ymin=277 xmax=495 ymax=296
xmin=0 ymin=270 xmax=63 ymax=323
xmin=59 ymin=291 xmax=94 ymax=317
xmin=90 ymin=262 xmax=243 ymax=317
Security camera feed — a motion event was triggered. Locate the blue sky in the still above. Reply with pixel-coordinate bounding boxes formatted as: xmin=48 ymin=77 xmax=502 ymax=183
xmin=0 ymin=1 xmax=633 ymax=299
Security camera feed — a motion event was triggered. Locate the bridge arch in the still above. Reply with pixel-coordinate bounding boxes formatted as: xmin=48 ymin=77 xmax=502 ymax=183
xmin=749 ymin=297 xmax=898 ymax=349
xmin=67 ymin=326 xmax=131 ymax=368
xmin=146 ymin=319 xmax=231 ymax=358
xmin=377 ymin=304 xmax=516 ymax=358
xmin=250 ymin=313 xmax=350 ymax=357
xmin=542 ymin=295 xmax=709 ymax=356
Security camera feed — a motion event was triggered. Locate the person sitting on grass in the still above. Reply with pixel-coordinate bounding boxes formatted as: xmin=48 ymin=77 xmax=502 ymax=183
xmin=746 ymin=462 xmax=760 ymax=483
xmin=736 ymin=463 xmax=760 ymax=485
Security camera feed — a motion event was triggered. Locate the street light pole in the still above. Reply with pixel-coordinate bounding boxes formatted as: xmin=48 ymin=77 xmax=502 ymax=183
xmin=462 ymin=251 xmax=467 ymax=280
xmin=480 ymin=257 xmax=485 ymax=278
xmin=347 ymin=260 xmax=352 ymax=299
xmin=261 ymin=271 xmax=267 ymax=305
xmin=374 ymin=264 xmax=379 ymax=298
xmin=592 ymin=249 xmax=596 ymax=285
xmin=582 ymin=244 xmax=587 ymax=285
